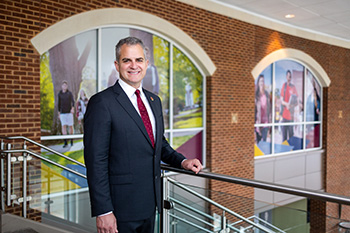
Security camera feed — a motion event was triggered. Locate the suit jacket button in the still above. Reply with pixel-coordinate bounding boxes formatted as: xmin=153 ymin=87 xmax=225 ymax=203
xmin=155 ymin=176 xmax=158 ymax=179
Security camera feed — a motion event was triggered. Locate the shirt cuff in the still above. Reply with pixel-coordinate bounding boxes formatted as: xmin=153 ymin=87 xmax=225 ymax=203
xmin=98 ymin=211 xmax=113 ymax=217
xmin=181 ymin=159 xmax=187 ymax=168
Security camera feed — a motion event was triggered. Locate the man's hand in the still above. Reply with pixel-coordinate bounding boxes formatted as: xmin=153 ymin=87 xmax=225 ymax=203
xmin=182 ymin=159 xmax=202 ymax=174
xmin=96 ymin=213 xmax=118 ymax=233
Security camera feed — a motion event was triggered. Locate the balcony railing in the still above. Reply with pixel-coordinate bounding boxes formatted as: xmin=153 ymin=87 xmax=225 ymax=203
xmin=1 ymin=136 xmax=350 ymax=232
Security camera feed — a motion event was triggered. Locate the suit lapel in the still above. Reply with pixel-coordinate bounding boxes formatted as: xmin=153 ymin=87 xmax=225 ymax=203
xmin=112 ymin=82 xmax=154 ymax=148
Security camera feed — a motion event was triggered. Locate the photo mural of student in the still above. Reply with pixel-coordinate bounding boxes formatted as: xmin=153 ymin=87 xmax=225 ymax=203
xmin=306 ymin=70 xmax=321 ymax=148
xmin=76 ymin=89 xmax=89 ymax=133
xmin=306 ymin=73 xmax=321 ymax=122
xmin=49 ymin=35 xmax=92 ymax=135
xmin=280 ymin=70 xmax=298 ymax=141
xmin=255 ymin=74 xmax=271 ymax=143
xmin=274 ymin=60 xmax=304 ymax=153
xmin=254 ymin=65 xmax=272 ymax=156
xmin=58 ymin=80 xmax=75 ymax=147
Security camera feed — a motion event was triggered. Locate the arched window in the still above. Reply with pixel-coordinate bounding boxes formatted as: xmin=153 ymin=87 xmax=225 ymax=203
xmin=40 ymin=26 xmax=205 ymax=164
xmin=254 ymin=59 xmax=322 ymax=157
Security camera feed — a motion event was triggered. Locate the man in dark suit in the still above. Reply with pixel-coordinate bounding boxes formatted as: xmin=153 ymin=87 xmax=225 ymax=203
xmin=84 ymin=37 xmax=202 ymax=233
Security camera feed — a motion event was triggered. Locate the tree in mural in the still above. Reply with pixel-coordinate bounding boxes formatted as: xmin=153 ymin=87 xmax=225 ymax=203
xmin=173 ymin=47 xmax=202 ymax=110
xmin=40 ymin=52 xmax=54 ymax=133
xmin=153 ymin=36 xmax=170 ymax=128
xmin=49 ymin=36 xmax=92 ymax=135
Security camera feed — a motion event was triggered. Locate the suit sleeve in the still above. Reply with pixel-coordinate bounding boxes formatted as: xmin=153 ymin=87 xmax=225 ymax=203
xmin=83 ymin=94 xmax=114 ymax=217
xmin=155 ymin=96 xmax=186 ymax=168
xmin=160 ymin=136 xmax=186 ymax=168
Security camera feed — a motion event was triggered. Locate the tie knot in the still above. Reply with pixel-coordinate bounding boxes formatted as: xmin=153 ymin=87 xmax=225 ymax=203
xmin=135 ymin=89 xmax=141 ymax=97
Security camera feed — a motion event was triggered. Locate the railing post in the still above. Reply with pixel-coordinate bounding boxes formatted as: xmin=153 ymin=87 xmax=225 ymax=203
xmin=1 ymin=140 xmax=4 ymax=233
xmin=1 ymin=140 xmax=4 ymax=212
xmin=6 ymin=144 xmax=11 ymax=207
xmin=160 ymin=172 xmax=163 ymax=233
xmin=22 ymin=143 xmax=27 ymax=218
xmin=220 ymin=210 xmax=227 ymax=233
xmin=161 ymin=170 xmax=169 ymax=233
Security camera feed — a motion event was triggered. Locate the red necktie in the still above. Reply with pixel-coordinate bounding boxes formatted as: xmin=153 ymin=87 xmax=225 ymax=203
xmin=135 ymin=90 xmax=155 ymax=147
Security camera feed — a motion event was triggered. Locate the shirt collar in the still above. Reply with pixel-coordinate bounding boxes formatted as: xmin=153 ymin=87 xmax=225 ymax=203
xmin=118 ymin=78 xmax=143 ymax=98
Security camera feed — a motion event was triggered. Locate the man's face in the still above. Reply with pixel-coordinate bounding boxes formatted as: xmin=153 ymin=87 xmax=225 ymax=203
xmin=61 ymin=83 xmax=68 ymax=92
xmin=286 ymin=72 xmax=292 ymax=83
xmin=114 ymin=44 xmax=148 ymax=89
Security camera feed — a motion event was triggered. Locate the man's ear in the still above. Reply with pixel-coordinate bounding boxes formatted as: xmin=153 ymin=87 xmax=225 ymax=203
xmin=114 ymin=61 xmax=120 ymax=72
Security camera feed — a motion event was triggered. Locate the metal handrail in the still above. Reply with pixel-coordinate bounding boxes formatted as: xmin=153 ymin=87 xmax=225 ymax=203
xmin=0 ymin=136 xmax=87 ymax=219
xmin=0 ymin=136 xmax=85 ymax=167
xmin=2 ymin=136 xmax=350 ymax=232
xmin=1 ymin=149 xmax=86 ymax=179
xmin=161 ymin=164 xmax=350 ymax=206
xmin=5 ymin=136 xmax=348 ymax=207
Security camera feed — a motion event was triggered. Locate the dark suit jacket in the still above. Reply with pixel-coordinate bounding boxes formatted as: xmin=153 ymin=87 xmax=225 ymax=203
xmin=83 ymin=81 xmax=185 ymax=221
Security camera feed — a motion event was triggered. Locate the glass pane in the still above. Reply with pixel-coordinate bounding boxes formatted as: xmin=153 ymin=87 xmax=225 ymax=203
xmin=41 ymin=29 xmax=97 ymax=136
xmin=27 ymin=143 xmax=95 ymax=231
xmin=306 ymin=124 xmax=321 ymax=149
xmin=255 ymin=64 xmax=272 ymax=124
xmin=173 ymin=130 xmax=202 ymax=163
xmin=274 ymin=125 xmax=304 ymax=153
xmin=306 ymin=69 xmax=321 ymax=122
xmin=255 ymin=126 xmax=272 ymax=156
xmin=153 ymin=35 xmax=170 ymax=129
xmin=166 ymin=180 xmax=348 ymax=233
xmin=275 ymin=60 xmax=304 ymax=123
xmin=173 ymin=46 xmax=203 ymax=129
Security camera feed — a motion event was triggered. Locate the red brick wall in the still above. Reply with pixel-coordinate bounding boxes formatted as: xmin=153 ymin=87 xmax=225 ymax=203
xmin=1 ymin=0 xmax=350 ymax=230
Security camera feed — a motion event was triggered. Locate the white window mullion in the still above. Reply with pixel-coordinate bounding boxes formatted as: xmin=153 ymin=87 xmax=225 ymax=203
xmin=303 ymin=68 xmax=307 ymax=151
xmin=169 ymin=43 xmax=174 ymax=147
xmin=271 ymin=62 xmax=275 ymax=155
xmin=97 ymin=28 xmax=102 ymax=92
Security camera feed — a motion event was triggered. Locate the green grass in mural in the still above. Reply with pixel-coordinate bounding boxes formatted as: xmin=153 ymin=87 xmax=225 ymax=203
xmin=174 ymin=110 xmax=202 ymax=129
xmin=173 ymin=135 xmax=193 ymax=149
xmin=41 ymin=140 xmax=85 ymax=174
xmin=175 ymin=118 xmax=202 ymax=129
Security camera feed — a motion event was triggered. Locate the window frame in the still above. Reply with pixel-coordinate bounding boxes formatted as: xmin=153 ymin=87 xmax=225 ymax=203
xmin=254 ymin=58 xmax=323 ymax=158
xmin=40 ymin=25 xmax=207 ymax=167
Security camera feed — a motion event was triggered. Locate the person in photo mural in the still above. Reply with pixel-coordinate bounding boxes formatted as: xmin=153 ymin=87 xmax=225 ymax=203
xmin=280 ymin=70 xmax=298 ymax=142
xmin=76 ymin=89 xmax=89 ymax=133
xmin=57 ymin=80 xmax=75 ymax=147
xmin=255 ymin=74 xmax=271 ymax=143
xmin=306 ymin=86 xmax=320 ymax=122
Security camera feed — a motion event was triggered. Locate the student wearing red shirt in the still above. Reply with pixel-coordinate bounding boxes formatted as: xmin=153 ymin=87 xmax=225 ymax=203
xmin=280 ymin=70 xmax=298 ymax=142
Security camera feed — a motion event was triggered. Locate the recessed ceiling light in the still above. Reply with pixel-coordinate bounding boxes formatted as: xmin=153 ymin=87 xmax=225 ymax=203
xmin=285 ymin=14 xmax=295 ymax=19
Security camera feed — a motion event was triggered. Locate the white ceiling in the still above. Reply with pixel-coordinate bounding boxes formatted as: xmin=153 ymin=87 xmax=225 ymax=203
xmin=214 ymin=0 xmax=350 ymax=42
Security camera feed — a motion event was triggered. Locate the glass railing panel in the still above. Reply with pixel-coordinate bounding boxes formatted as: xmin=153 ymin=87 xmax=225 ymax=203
xmin=165 ymin=179 xmax=350 ymax=233
xmin=25 ymin=140 xmax=96 ymax=232
xmin=168 ymin=190 xmax=214 ymax=233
